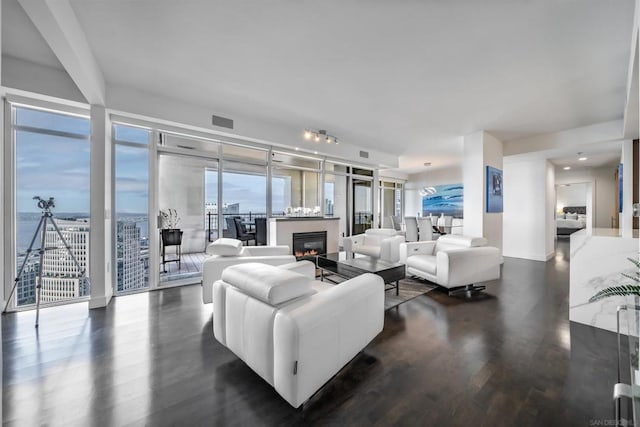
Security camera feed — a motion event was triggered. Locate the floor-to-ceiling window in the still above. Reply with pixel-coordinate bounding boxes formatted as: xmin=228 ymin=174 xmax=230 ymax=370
xmin=271 ymin=151 xmax=321 ymax=216
xmin=325 ymin=162 xmax=349 ymax=244
xmin=380 ymin=180 xmax=404 ymax=228
xmin=222 ymin=144 xmax=268 ymax=234
xmin=10 ymin=105 xmax=91 ymax=308
xmin=352 ymin=168 xmax=374 ymax=235
xmin=113 ymin=124 xmax=150 ymax=293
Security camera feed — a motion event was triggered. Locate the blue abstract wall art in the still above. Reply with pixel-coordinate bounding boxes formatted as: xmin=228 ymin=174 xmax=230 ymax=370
xmin=486 ymin=165 xmax=503 ymax=213
xmin=421 ymin=184 xmax=463 ymax=217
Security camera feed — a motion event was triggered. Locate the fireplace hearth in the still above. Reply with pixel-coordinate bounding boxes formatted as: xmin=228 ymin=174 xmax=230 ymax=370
xmin=292 ymin=231 xmax=327 ymax=261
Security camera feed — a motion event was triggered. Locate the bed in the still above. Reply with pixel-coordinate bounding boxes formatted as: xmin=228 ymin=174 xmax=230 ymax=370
xmin=556 ymin=206 xmax=587 ymax=236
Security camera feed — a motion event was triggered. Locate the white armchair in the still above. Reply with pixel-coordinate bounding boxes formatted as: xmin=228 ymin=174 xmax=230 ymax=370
xmin=213 ymin=262 xmax=384 ymax=408
xmin=202 ymin=238 xmax=295 ymax=303
xmin=399 ymin=234 xmax=501 ymax=296
xmin=343 ymin=228 xmax=405 ymax=263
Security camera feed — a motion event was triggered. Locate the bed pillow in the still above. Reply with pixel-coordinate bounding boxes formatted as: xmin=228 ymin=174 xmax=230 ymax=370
xmin=577 ymin=214 xmax=587 ymax=221
xmin=557 ymin=213 xmax=565 ymax=219
xmin=566 ymin=213 xmax=578 ymax=220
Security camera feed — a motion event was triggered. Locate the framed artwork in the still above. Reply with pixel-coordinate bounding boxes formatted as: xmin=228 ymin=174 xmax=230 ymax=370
xmin=486 ymin=166 xmax=503 ymax=213
xmin=421 ymin=184 xmax=463 ymax=217
xmin=618 ymin=163 xmax=623 ymax=213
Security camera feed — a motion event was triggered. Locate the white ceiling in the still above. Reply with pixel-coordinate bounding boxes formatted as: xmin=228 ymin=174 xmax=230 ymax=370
xmin=2 ymin=0 xmax=636 ymax=173
xmin=550 ymin=149 xmax=621 ymax=170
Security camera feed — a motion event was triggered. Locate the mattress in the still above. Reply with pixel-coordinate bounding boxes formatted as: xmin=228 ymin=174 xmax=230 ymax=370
xmin=556 ymin=218 xmax=586 ymax=229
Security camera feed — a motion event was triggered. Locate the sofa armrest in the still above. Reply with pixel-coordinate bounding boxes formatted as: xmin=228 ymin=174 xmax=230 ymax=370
xmin=277 ymin=260 xmax=316 ymax=280
xmin=379 ymin=235 xmax=406 ymax=263
xmin=342 ymin=234 xmax=365 ymax=258
xmin=272 ymin=273 xmax=384 ymax=407
xmin=241 ymin=245 xmax=291 ymax=256
xmin=399 ymin=241 xmax=436 ymax=263
xmin=436 ymin=246 xmax=501 ymax=288
xmin=202 ymin=254 xmax=296 ymax=303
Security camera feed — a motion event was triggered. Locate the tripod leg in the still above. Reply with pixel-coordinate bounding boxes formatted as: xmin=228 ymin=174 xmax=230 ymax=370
xmin=35 ymin=216 xmax=49 ymax=328
xmin=2 ymin=215 xmax=47 ymax=313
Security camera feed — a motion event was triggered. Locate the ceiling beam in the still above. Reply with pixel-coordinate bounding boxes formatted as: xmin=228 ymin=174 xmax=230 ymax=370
xmin=18 ymin=0 xmax=105 ymax=105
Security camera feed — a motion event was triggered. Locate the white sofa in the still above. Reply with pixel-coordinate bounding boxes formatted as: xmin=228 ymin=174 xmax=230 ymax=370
xmin=213 ymin=262 xmax=384 ymax=408
xmin=343 ymin=228 xmax=405 ymax=263
xmin=399 ymin=234 xmax=501 ymax=296
xmin=202 ymin=238 xmax=296 ymax=304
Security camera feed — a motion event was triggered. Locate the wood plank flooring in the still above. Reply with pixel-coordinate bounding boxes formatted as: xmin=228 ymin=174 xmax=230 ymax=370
xmin=2 ymin=240 xmax=620 ymax=426
xmin=160 ymin=252 xmax=207 ymax=283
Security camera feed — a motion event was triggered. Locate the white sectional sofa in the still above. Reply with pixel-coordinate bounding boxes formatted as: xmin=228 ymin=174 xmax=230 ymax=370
xmin=213 ymin=261 xmax=384 ymax=408
xmin=343 ymin=228 xmax=405 ymax=263
xmin=399 ymin=234 xmax=501 ymax=296
xmin=202 ymin=238 xmax=295 ymax=304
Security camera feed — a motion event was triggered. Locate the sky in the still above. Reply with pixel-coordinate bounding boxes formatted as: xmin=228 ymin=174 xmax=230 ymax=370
xmin=16 ymin=108 xmax=291 ymax=215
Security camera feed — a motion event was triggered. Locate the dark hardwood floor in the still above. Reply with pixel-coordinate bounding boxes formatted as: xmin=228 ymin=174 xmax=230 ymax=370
xmin=2 ymin=240 xmax=620 ymax=426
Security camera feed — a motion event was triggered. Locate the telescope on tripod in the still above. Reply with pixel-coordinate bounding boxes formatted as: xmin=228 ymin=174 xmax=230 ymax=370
xmin=2 ymin=196 xmax=90 ymax=327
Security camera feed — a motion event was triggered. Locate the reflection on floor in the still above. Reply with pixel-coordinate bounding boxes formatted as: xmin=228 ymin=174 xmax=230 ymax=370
xmin=159 ymin=252 xmax=207 ymax=283
xmin=1 ymin=240 xmax=621 ymax=425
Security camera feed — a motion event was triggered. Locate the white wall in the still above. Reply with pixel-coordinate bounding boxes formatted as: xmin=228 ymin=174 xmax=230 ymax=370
xmin=555 ymin=166 xmax=617 ymax=228
xmin=556 ymin=183 xmax=587 ymax=210
xmin=503 ymin=158 xmax=554 ymax=261
xmin=621 ymin=140 xmax=633 ymax=237
xmin=463 ymin=131 xmax=503 ymax=251
xmin=405 ymin=165 xmax=463 ymax=219
xmin=2 ymin=55 xmax=86 ymax=103
xmin=107 ymin=84 xmax=399 ymax=170
xmin=545 ymin=162 xmax=556 ymax=257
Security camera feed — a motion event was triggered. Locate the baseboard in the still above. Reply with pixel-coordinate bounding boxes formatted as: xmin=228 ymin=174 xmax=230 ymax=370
xmin=89 ymin=293 xmax=113 ymax=309
xmin=502 ymin=252 xmax=549 ymax=262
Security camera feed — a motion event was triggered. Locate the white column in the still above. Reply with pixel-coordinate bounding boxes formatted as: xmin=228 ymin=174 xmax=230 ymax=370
xmin=621 ymin=139 xmax=633 ymax=237
xmin=503 ymin=158 xmax=555 ymax=261
xmin=89 ymin=104 xmax=113 ymax=308
xmin=463 ymin=131 xmax=503 ymax=251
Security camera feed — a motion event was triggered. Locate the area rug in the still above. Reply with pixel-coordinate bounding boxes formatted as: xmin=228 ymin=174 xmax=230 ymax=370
xmin=319 ymin=273 xmax=436 ymax=310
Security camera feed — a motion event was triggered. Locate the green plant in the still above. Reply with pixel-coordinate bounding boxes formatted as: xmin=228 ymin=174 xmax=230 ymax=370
xmin=589 ymin=257 xmax=640 ymax=303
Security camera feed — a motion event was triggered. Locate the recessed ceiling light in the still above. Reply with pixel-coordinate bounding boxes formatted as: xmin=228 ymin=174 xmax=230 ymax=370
xmin=295 ymin=147 xmax=299 ymax=151
xmin=579 ymin=157 xmax=587 ymax=161
xmin=563 ymin=166 xmax=571 ymax=170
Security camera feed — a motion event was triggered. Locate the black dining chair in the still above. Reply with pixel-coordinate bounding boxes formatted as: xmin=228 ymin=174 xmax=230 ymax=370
xmin=254 ymin=217 xmax=267 ymax=245
xmin=225 ymin=217 xmax=238 ymax=239
xmin=234 ymin=217 xmax=256 ymax=245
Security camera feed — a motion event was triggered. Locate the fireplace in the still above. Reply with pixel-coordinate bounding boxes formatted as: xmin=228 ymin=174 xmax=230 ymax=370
xmin=292 ymin=231 xmax=327 ymax=261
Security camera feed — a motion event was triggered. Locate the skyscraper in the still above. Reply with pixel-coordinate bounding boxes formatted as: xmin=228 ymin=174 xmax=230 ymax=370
xmin=39 ymin=219 xmax=90 ymax=303
xmin=117 ymin=221 xmax=147 ymax=291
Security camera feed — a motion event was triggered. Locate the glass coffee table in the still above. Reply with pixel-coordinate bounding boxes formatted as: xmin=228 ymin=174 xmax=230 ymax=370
xmin=316 ymin=253 xmax=405 ymax=295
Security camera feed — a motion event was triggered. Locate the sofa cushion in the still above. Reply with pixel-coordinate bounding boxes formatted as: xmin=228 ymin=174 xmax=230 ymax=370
xmin=406 ymin=254 xmax=438 ymax=275
xmin=222 ymin=263 xmax=313 ymax=305
xmin=353 ymin=244 xmax=381 ymax=258
xmin=207 ymin=238 xmax=244 ymax=256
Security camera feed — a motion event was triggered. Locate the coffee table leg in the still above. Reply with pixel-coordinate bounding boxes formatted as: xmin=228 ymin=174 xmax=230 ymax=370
xmin=396 ymin=280 xmax=399 ymax=296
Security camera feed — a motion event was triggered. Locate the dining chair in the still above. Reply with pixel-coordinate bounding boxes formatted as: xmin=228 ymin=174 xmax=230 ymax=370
xmin=404 ymin=216 xmax=419 ymax=242
xmin=417 ymin=217 xmax=434 ymax=241
xmin=234 ymin=217 xmax=256 ymax=245
xmin=254 ymin=217 xmax=267 ymax=245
